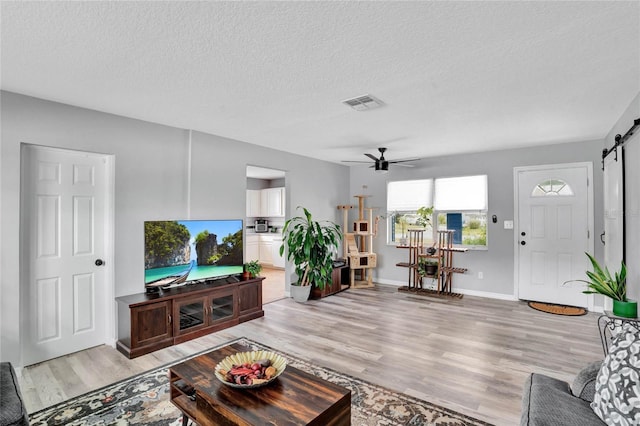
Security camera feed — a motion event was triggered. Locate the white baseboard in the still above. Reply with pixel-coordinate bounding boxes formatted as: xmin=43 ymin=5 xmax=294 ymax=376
xmin=456 ymin=288 xmax=518 ymax=301
xmin=374 ymin=278 xmax=518 ymax=301
xmin=374 ymin=278 xmax=407 ymax=287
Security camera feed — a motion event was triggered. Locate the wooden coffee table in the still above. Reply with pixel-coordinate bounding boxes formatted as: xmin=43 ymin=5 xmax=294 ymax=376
xmin=169 ymin=342 xmax=351 ymax=425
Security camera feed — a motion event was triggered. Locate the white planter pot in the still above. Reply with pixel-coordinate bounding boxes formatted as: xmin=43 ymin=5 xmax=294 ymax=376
xmin=290 ymin=285 xmax=311 ymax=303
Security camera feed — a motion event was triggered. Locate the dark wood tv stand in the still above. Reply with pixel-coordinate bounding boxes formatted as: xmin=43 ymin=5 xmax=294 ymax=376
xmin=115 ymin=276 xmax=264 ymax=358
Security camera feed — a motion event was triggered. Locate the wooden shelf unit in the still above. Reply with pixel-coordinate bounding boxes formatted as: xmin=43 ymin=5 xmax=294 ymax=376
xmin=116 ymin=276 xmax=264 ymax=358
xmin=394 ymin=229 xmax=424 ymax=289
xmin=396 ymin=230 xmax=468 ymax=294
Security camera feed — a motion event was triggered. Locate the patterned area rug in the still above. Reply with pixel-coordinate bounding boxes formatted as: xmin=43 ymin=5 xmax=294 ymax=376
xmin=528 ymin=301 xmax=587 ymax=316
xmin=29 ymin=338 xmax=490 ymax=426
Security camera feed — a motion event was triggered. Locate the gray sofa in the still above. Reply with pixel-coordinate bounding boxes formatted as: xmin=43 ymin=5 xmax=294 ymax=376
xmin=521 ymin=361 xmax=604 ymax=426
xmin=0 ymin=363 xmax=29 ymax=426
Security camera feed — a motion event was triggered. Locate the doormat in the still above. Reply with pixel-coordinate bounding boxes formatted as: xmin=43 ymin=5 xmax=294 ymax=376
xmin=398 ymin=286 xmax=464 ymax=299
xmin=28 ymin=337 xmax=490 ymax=426
xmin=528 ymin=301 xmax=587 ymax=316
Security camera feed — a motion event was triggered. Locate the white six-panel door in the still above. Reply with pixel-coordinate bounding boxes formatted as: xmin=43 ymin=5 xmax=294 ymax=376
xmin=22 ymin=145 xmax=110 ymax=366
xmin=515 ymin=163 xmax=593 ymax=308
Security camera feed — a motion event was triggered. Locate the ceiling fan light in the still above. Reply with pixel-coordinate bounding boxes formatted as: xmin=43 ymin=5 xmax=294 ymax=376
xmin=374 ymin=162 xmax=389 ymax=173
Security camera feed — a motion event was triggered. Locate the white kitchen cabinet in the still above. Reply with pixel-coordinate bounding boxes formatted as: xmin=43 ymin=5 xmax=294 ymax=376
xmin=246 ymin=190 xmax=262 ymax=217
xmin=259 ymin=237 xmax=273 ymax=265
xmin=247 ymin=234 xmax=283 ymax=267
xmin=246 ymin=235 xmax=260 ymax=262
xmin=246 ymin=187 xmax=285 ymax=218
xmin=271 ymin=236 xmax=285 ymax=268
xmin=264 ymin=187 xmax=285 ymax=217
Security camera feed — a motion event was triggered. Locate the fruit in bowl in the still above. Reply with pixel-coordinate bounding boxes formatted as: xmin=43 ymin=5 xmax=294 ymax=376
xmin=214 ymin=350 xmax=287 ymax=388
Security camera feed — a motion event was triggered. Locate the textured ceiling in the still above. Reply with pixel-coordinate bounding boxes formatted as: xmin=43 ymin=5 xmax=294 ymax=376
xmin=2 ymin=1 xmax=639 ymax=165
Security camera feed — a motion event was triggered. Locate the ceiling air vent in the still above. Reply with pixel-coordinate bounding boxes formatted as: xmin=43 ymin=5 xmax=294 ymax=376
xmin=342 ymin=94 xmax=384 ymax=111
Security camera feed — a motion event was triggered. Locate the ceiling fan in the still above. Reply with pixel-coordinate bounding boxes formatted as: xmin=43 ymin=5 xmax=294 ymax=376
xmin=342 ymin=147 xmax=420 ymax=173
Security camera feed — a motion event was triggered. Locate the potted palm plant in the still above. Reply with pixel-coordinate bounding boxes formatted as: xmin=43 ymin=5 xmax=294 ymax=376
xmin=280 ymin=207 xmax=342 ymax=302
xmin=578 ymin=253 xmax=634 ymax=318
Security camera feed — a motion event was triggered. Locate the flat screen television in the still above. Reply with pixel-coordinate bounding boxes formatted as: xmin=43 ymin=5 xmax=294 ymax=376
xmin=144 ymin=219 xmax=243 ymax=290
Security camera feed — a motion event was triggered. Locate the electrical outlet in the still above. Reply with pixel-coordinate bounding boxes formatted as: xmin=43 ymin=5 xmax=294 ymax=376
xmin=504 ymin=220 xmax=514 ymax=229
xmin=478 ymin=272 xmax=484 ymax=279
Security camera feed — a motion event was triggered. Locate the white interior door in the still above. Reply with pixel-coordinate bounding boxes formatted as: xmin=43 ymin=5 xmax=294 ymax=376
xmin=22 ymin=145 xmax=111 ymax=366
xmin=516 ymin=163 xmax=593 ymax=308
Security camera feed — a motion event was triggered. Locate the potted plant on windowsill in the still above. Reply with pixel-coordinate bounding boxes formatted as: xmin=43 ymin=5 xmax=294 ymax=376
xmin=244 ymin=260 xmax=262 ymax=279
xmin=280 ymin=207 xmax=342 ymax=303
xmin=576 ymin=253 xmax=635 ymax=318
xmin=416 ymin=206 xmax=434 ymax=229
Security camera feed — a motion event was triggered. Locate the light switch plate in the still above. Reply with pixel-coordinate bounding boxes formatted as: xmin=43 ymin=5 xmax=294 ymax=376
xmin=504 ymin=220 xmax=514 ymax=229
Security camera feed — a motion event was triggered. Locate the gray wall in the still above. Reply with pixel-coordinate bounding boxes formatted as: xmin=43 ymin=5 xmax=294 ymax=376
xmin=0 ymin=91 xmax=349 ymax=365
xmin=350 ymin=139 xmax=605 ymax=298
xmin=605 ymin=92 xmax=640 ymax=302
xmin=2 ymin=88 xmax=634 ymax=366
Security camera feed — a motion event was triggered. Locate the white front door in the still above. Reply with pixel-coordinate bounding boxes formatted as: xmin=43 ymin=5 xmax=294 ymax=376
xmin=515 ymin=163 xmax=593 ymax=308
xmin=22 ymin=145 xmax=112 ymax=366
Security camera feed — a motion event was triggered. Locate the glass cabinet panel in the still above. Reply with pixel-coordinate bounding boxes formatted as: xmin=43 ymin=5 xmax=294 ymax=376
xmin=209 ymin=293 xmax=234 ymax=323
xmin=178 ymin=300 xmax=205 ymax=332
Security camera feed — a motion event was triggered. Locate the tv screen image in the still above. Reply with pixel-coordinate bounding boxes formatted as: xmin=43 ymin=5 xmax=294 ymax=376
xmin=144 ymin=219 xmax=243 ymax=289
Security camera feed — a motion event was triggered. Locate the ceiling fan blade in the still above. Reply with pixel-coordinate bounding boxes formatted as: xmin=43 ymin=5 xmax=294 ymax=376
xmin=388 ymin=158 xmax=420 ymax=164
xmin=393 ymin=163 xmax=415 ymax=168
xmin=341 ymin=160 xmax=374 ymax=163
xmin=364 ymin=153 xmax=379 ymax=161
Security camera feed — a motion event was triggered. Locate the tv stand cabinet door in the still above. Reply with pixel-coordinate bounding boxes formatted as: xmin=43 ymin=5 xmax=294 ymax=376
xmin=238 ymin=279 xmax=263 ymax=322
xmin=131 ymin=301 xmax=173 ymax=351
xmin=173 ymin=295 xmax=209 ymax=338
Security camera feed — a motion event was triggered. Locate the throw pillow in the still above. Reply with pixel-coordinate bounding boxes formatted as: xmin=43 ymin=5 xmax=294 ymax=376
xmin=591 ymin=322 xmax=640 ymax=425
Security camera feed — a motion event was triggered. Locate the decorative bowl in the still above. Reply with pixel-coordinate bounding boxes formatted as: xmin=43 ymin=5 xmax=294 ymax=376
xmin=214 ymin=350 xmax=287 ymax=389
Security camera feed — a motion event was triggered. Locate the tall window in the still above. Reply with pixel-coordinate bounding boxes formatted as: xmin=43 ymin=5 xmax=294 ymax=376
xmin=387 ymin=175 xmax=488 ymax=248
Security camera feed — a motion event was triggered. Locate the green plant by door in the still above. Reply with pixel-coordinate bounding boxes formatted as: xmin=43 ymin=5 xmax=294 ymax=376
xmin=579 ymin=253 xmax=627 ymax=301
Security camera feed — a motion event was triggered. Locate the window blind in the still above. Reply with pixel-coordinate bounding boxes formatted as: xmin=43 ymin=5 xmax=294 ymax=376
xmin=387 ymin=179 xmax=433 ymax=211
xmin=434 ymin=175 xmax=487 ymax=210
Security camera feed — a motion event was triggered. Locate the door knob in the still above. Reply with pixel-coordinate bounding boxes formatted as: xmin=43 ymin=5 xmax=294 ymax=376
xmin=521 ymin=231 xmax=526 ymax=236
xmin=520 ymin=241 xmax=526 ymax=246
xmin=95 ymin=259 xmax=104 ymax=266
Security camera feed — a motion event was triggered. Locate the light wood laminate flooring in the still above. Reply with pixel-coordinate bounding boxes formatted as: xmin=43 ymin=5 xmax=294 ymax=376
xmin=18 ymin=285 xmax=603 ymax=425
xmin=261 ymin=266 xmax=286 ymax=304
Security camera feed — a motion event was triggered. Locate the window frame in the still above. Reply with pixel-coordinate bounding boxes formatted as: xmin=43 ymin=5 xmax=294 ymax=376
xmin=386 ymin=175 xmax=488 ymax=250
